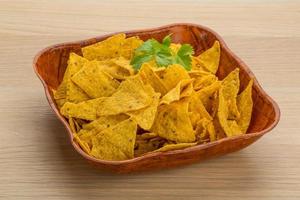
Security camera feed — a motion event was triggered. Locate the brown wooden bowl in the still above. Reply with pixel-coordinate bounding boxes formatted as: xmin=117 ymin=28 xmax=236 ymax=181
xmin=33 ymin=23 xmax=280 ymax=173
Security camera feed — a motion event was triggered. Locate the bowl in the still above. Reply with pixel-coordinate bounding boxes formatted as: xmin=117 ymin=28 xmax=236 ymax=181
xmin=33 ymin=23 xmax=280 ymax=173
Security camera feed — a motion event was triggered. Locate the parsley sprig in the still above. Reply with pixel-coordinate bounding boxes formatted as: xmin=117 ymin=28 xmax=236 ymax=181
xmin=130 ymin=35 xmax=194 ymax=71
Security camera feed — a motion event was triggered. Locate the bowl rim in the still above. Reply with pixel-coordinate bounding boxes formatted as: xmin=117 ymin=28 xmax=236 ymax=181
xmin=33 ymin=23 xmax=280 ymax=166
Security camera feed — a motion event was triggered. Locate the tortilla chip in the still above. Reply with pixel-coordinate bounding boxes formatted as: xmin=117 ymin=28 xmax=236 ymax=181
xmin=82 ymin=33 xmax=126 ymax=61
xmin=65 ymin=53 xmax=90 ymax=103
xmin=91 ymin=119 xmax=137 ymax=160
xmin=221 ymin=68 xmax=240 ymax=119
xmin=143 ymin=59 xmax=159 ymax=69
xmin=189 ymin=111 xmax=200 ymax=129
xmin=75 ymin=119 xmax=87 ymax=126
xmin=217 ymin=86 xmax=242 ymax=137
xmin=138 ymin=132 xmax=158 ymax=140
xmin=151 ymin=98 xmax=195 ymax=143
xmin=112 ymin=56 xmax=135 ymax=75
xmin=193 ymin=74 xmax=218 ymax=91
xmin=195 ymin=118 xmax=216 ymax=142
xmin=53 ymin=84 xmax=66 ymax=100
xmin=73 ymin=120 xmax=81 ymax=132
xmin=193 ymin=41 xmax=220 ymax=74
xmin=55 ymin=98 xmax=67 ymax=109
xmin=181 ymin=80 xmax=194 ymax=98
xmin=82 ymin=114 xmax=129 ymax=131
xmin=77 ymin=127 xmax=100 ymax=148
xmin=98 ymin=57 xmax=135 ymax=80
xmin=159 ymin=64 xmax=190 ymax=91
xmin=74 ymin=134 xmax=91 ymax=154
xmin=66 ymin=81 xmax=90 ymax=103
xmin=69 ymin=118 xmax=77 ymax=133
xmin=154 ymin=142 xmax=197 ymax=152
xmin=170 ymin=43 xmax=181 ymax=54
xmin=120 ymin=36 xmax=144 ymax=60
xmin=71 ymin=60 xmax=120 ymax=98
xmin=213 ymin=117 xmax=226 ymax=140
xmin=97 ymin=75 xmax=155 ymax=116
xmin=237 ymin=79 xmax=253 ymax=133
xmin=77 ymin=115 xmax=133 ymax=150
xmin=197 ymin=81 xmax=221 ymax=112
xmin=139 ymin=63 xmax=168 ymax=95
xmin=54 ymin=53 xmax=89 ymax=104
xmin=127 ymin=93 xmax=160 ymax=130
xmin=60 ymin=98 xmax=103 ymax=120
xmin=189 ymin=92 xmax=212 ymax=120
xmin=160 ymin=79 xmax=194 ymax=105
xmin=188 ymin=69 xmax=211 ymax=78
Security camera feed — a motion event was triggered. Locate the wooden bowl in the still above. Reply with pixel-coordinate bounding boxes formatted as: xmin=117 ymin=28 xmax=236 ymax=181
xmin=33 ymin=23 xmax=280 ymax=173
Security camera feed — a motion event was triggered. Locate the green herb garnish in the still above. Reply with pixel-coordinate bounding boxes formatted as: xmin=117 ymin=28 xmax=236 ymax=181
xmin=131 ymin=35 xmax=194 ymax=71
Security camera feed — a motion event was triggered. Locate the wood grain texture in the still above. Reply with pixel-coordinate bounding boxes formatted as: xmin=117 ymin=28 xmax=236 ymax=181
xmin=0 ymin=0 xmax=299 ymax=199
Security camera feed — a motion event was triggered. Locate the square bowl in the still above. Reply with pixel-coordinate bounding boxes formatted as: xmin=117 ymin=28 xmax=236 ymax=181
xmin=33 ymin=23 xmax=280 ymax=173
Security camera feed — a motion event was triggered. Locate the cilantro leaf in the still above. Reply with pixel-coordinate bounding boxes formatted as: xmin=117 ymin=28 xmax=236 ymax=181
xmin=131 ymin=54 xmax=153 ymax=70
xmin=135 ymin=39 xmax=154 ymax=53
xmin=155 ymin=52 xmax=173 ymax=67
xmin=174 ymin=44 xmax=194 ymax=71
xmin=162 ymin=34 xmax=172 ymax=47
xmin=130 ymin=35 xmax=194 ymax=71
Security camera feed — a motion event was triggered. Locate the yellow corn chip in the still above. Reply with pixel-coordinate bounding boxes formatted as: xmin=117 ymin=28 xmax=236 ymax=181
xmin=139 ymin=63 xmax=168 ymax=95
xmin=71 ymin=60 xmax=120 ymax=98
xmin=188 ymin=69 xmax=211 ymax=78
xmin=120 ymin=36 xmax=144 ymax=60
xmin=112 ymin=56 xmax=135 ymax=75
xmin=151 ymin=98 xmax=195 ymax=143
xmin=53 ymin=84 xmax=66 ymax=100
xmin=217 ymin=86 xmax=242 ymax=137
xmin=237 ymin=79 xmax=253 ymax=133
xmin=54 ymin=97 xmax=67 ymax=109
xmin=160 ymin=79 xmax=194 ymax=105
xmin=68 ymin=118 xmax=77 ymax=133
xmin=73 ymin=119 xmax=81 ymax=132
xmin=194 ymin=74 xmax=218 ymax=91
xmin=54 ymin=53 xmax=89 ymax=104
xmin=138 ymin=132 xmax=158 ymax=140
xmin=189 ymin=111 xmax=200 ymax=129
xmin=82 ymin=33 xmax=126 ymax=61
xmin=77 ymin=127 xmax=99 ymax=148
xmin=221 ymin=68 xmax=240 ymax=119
xmin=60 ymin=98 xmax=103 ymax=120
xmin=99 ymin=57 xmax=135 ymax=80
xmin=91 ymin=119 xmax=137 ymax=160
xmin=213 ymin=117 xmax=226 ymax=140
xmin=196 ymin=81 xmax=221 ymax=113
xmin=82 ymin=114 xmax=129 ymax=131
xmin=73 ymin=134 xmax=91 ymax=154
xmin=193 ymin=41 xmax=220 ymax=74
xmin=66 ymin=80 xmax=90 ymax=103
xmin=181 ymin=80 xmax=194 ymax=98
xmin=189 ymin=92 xmax=212 ymax=120
xmin=97 ymin=75 xmax=154 ymax=116
xmin=154 ymin=142 xmax=197 ymax=152
xmin=127 ymin=93 xmax=160 ymax=130
xmin=170 ymin=43 xmax=181 ymax=54
xmin=65 ymin=53 xmax=90 ymax=103
xmin=159 ymin=64 xmax=190 ymax=91
xmin=195 ymin=118 xmax=216 ymax=142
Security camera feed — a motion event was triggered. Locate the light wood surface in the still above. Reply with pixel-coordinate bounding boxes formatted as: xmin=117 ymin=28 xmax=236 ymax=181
xmin=0 ymin=0 xmax=299 ymax=199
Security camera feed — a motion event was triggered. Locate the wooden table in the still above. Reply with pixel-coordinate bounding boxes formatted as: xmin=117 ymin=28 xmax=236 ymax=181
xmin=1 ymin=0 xmax=299 ymax=199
